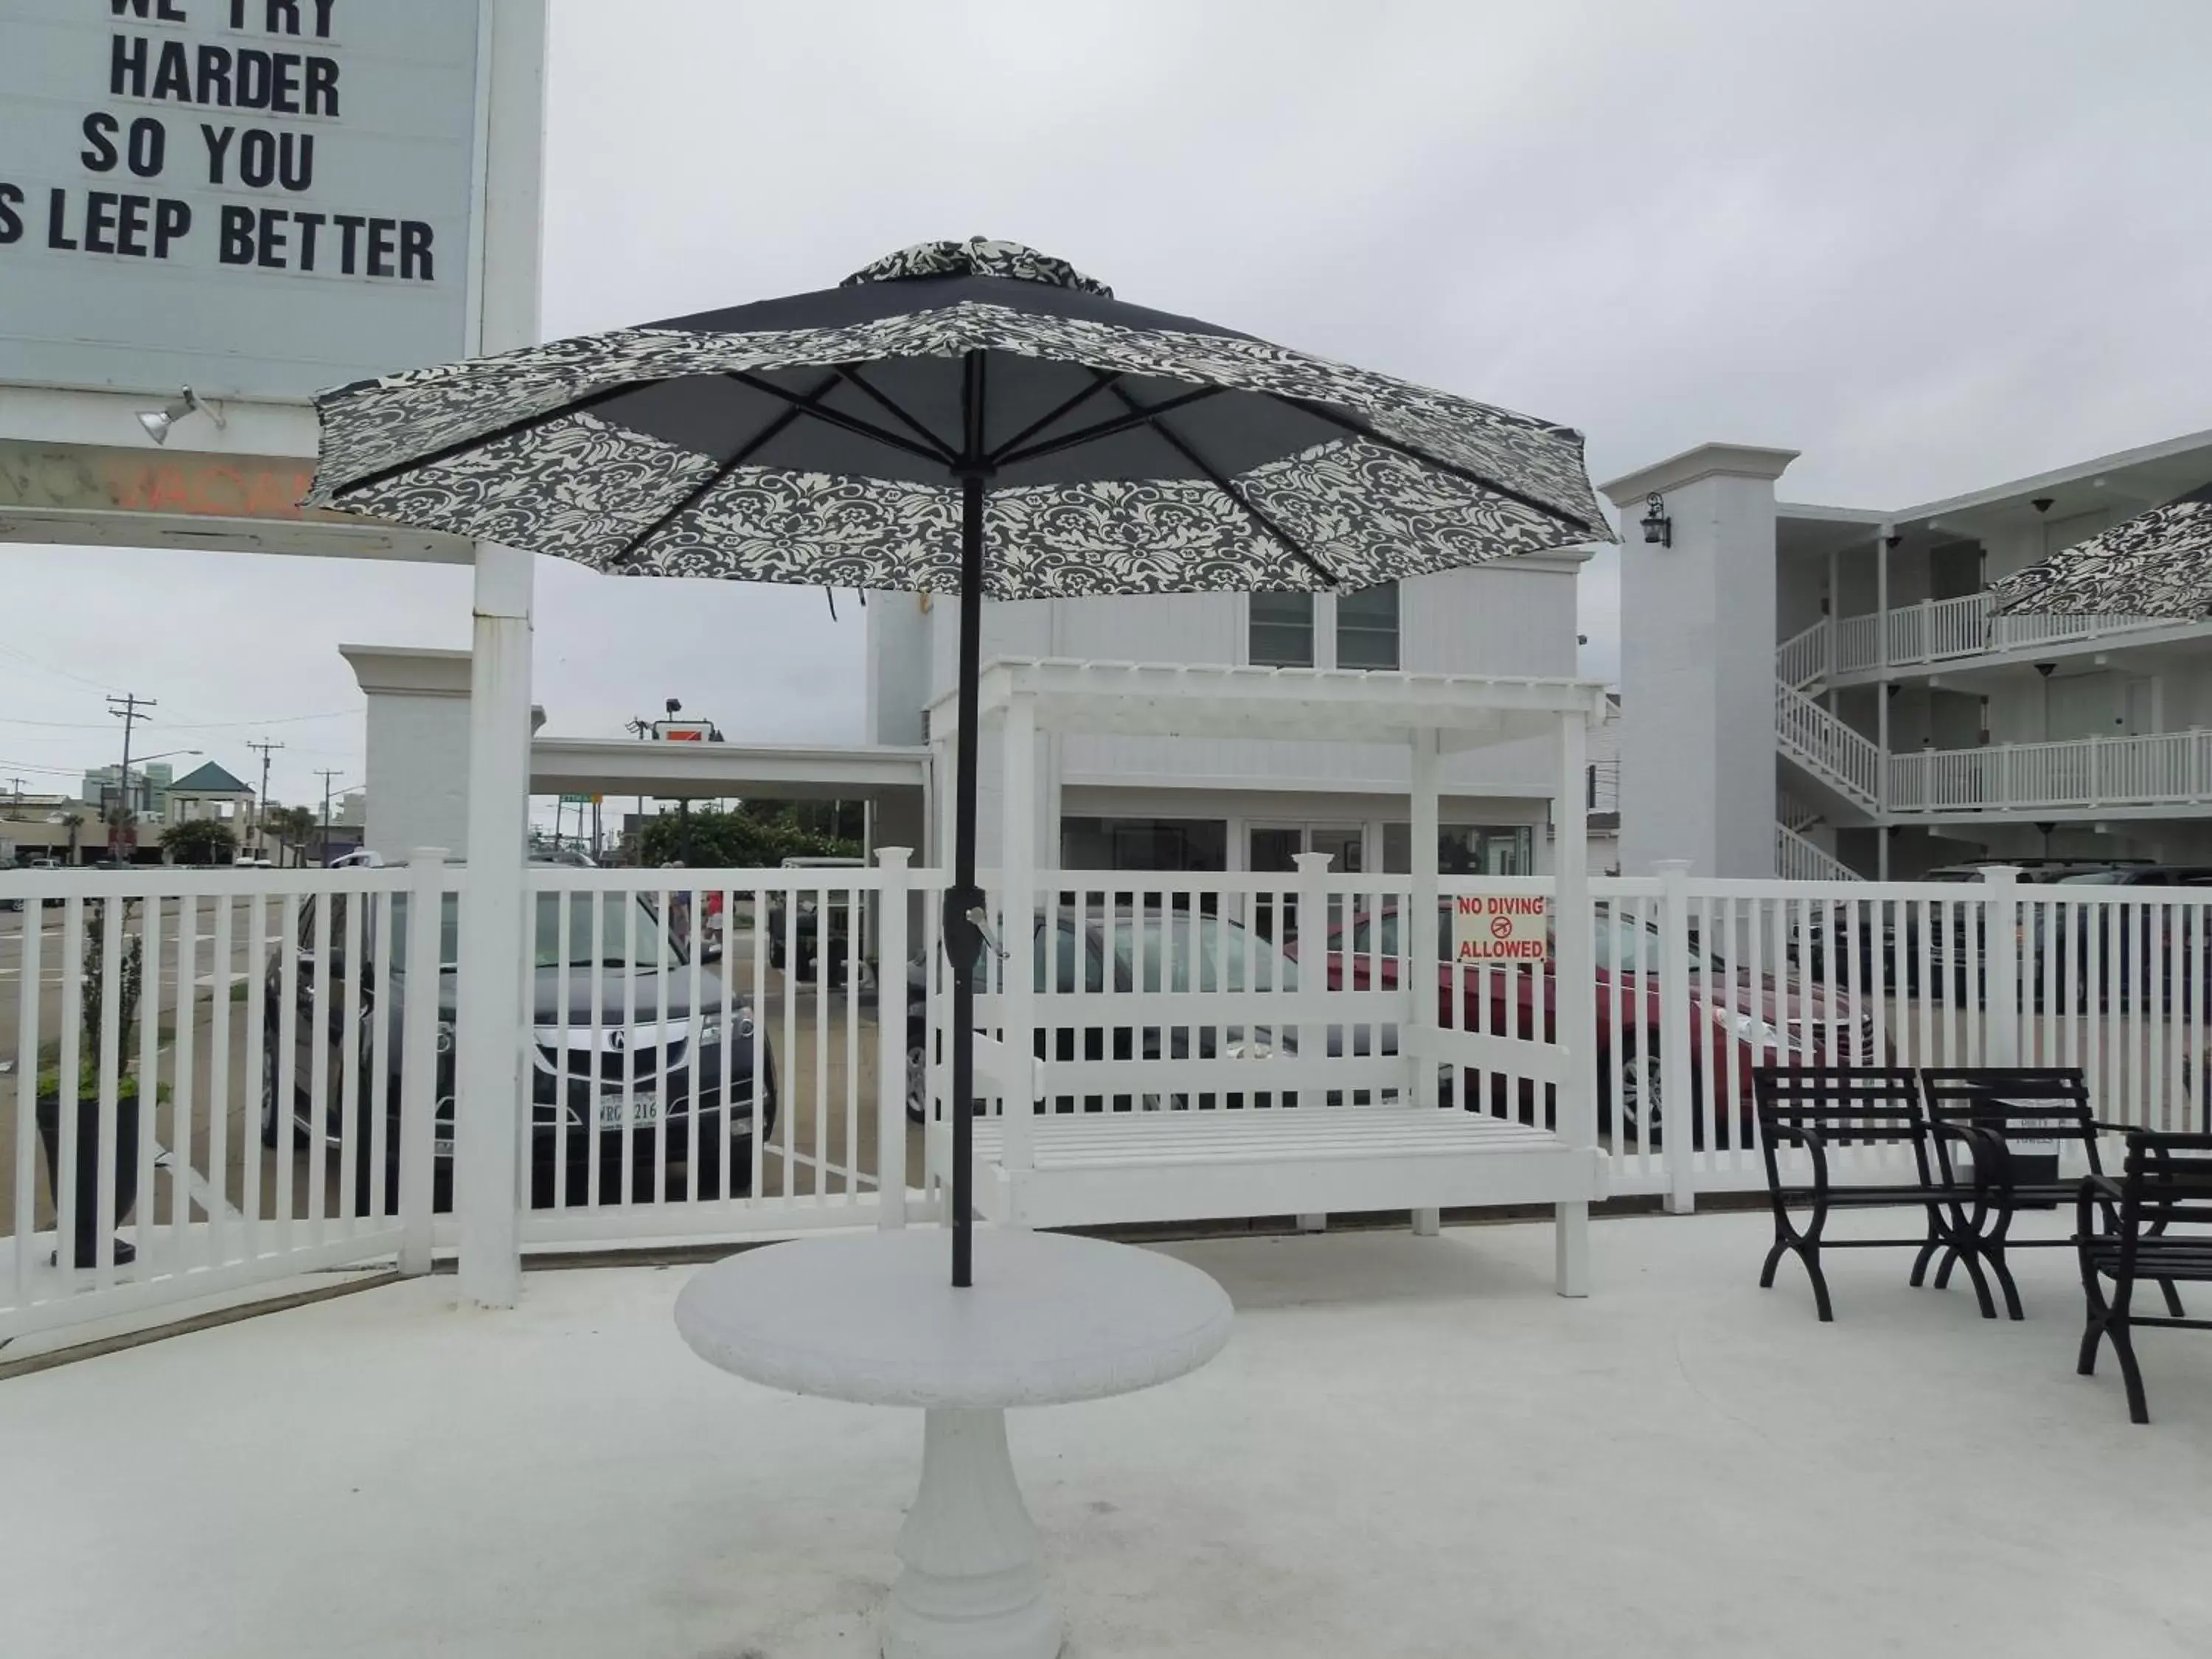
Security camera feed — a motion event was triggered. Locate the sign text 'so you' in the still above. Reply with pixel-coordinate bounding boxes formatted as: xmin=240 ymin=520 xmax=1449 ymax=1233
xmin=0 ymin=0 xmax=485 ymax=400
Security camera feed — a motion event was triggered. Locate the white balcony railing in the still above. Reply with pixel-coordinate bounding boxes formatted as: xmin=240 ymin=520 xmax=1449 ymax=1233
xmin=1774 ymin=679 xmax=1881 ymax=810
xmin=1888 ymin=728 xmax=2212 ymax=813
xmin=1784 ymin=596 xmax=2177 ymax=686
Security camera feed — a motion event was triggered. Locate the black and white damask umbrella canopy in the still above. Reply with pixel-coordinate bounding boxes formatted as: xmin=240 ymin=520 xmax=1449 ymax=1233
xmin=305 ymin=236 xmax=1609 ymax=1288
xmin=1989 ymin=481 xmax=2212 ymax=617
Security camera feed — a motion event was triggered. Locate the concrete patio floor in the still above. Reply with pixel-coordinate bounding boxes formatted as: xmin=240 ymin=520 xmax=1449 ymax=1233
xmin=4 ymin=1207 xmax=2209 ymax=1659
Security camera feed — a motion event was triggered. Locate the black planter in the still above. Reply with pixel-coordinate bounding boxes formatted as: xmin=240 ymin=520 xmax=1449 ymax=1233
xmin=34 ymin=1090 xmax=143 ymax=1269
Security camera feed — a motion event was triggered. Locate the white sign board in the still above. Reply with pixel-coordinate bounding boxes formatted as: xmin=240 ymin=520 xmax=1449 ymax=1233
xmin=1451 ymin=893 xmax=1551 ymax=965
xmin=0 ymin=0 xmax=484 ymax=401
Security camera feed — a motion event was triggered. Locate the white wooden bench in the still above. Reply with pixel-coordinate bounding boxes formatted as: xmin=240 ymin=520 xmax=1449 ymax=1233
xmin=925 ymin=1031 xmax=1607 ymax=1295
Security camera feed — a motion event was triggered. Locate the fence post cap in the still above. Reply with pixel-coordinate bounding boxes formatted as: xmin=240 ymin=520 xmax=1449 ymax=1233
xmin=874 ymin=846 xmax=912 ymax=867
xmin=1980 ymin=863 xmax=2024 ymax=884
xmin=1290 ymin=851 xmax=1335 ymax=877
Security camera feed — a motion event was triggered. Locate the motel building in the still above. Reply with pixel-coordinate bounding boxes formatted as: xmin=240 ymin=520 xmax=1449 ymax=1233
xmin=1606 ymin=431 xmax=2212 ymax=881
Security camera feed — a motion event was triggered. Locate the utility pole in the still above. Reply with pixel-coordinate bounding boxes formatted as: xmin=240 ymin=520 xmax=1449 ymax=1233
xmin=107 ymin=692 xmax=155 ymax=864
xmin=246 ymin=739 xmax=283 ymax=860
xmin=315 ymin=769 xmax=342 ymax=866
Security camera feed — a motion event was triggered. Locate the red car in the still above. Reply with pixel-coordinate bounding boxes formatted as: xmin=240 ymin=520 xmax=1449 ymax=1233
xmin=1298 ymin=903 xmax=1876 ymax=1147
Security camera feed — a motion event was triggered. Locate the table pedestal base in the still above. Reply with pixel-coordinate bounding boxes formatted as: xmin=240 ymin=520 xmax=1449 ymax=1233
xmin=885 ymin=1408 xmax=1062 ymax=1659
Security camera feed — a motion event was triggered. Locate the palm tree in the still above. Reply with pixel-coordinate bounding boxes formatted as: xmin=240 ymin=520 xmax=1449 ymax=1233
xmin=268 ymin=805 xmax=318 ymax=866
xmin=59 ymin=808 xmax=86 ymax=865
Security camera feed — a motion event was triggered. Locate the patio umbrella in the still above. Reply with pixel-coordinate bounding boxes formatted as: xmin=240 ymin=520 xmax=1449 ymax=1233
xmin=305 ymin=236 xmax=1609 ymax=1287
xmin=1989 ymin=480 xmax=2212 ymax=617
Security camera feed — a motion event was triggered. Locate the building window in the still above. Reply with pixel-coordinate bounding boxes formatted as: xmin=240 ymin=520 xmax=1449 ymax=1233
xmin=1336 ymin=580 xmax=1399 ymax=670
xmin=1382 ymin=823 xmax=1534 ymax=875
xmin=1248 ymin=590 xmax=1315 ymax=667
xmin=1060 ymin=816 xmax=1228 ymax=872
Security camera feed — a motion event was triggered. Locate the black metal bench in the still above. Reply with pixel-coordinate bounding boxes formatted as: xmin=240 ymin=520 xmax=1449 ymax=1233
xmin=1920 ymin=1068 xmax=2127 ymax=1321
xmin=2076 ymin=1130 xmax=2212 ymax=1423
xmin=1753 ymin=1065 xmax=1994 ymax=1322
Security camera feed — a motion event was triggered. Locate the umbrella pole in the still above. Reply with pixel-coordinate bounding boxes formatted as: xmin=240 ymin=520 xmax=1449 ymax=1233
xmin=947 ymin=470 xmax=987 ymax=1288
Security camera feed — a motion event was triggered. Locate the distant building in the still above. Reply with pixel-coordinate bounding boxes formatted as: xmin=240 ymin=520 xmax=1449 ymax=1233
xmin=82 ymin=760 xmax=173 ymax=818
xmin=164 ymin=761 xmax=254 ymax=827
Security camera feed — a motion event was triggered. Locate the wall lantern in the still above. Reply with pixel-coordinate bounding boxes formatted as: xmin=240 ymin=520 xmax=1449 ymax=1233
xmin=136 ymin=386 xmax=226 ymax=446
xmin=1638 ymin=492 xmax=1672 ymax=547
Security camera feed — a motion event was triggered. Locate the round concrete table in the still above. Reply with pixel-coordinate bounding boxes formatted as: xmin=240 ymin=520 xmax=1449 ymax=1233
xmin=675 ymin=1227 xmax=1234 ymax=1659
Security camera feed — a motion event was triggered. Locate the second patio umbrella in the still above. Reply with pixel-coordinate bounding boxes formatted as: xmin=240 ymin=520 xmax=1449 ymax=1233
xmin=1989 ymin=480 xmax=2212 ymax=616
xmin=306 ymin=237 xmax=1608 ymax=1286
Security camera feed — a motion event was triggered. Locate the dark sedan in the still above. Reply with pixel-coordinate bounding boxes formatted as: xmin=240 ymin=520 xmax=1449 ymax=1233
xmin=263 ymin=883 xmax=776 ymax=1209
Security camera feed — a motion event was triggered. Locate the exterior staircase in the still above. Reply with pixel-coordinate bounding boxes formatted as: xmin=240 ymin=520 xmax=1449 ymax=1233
xmin=1774 ymin=677 xmax=1880 ymax=821
xmin=1775 ymin=822 xmax=1862 ymax=881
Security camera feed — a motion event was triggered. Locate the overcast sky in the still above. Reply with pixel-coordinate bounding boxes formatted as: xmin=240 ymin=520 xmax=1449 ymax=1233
xmin=6 ymin=0 xmax=2211 ymax=812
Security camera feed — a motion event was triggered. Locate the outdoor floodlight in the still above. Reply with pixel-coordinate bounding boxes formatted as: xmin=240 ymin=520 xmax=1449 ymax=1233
xmin=2032 ymin=497 xmax=2055 ymax=515
xmin=1638 ymin=492 xmax=1671 ymax=547
xmin=136 ymin=387 xmax=226 ymax=446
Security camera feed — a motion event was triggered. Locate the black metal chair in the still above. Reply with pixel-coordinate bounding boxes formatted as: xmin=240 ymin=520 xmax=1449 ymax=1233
xmin=2076 ymin=1131 xmax=2212 ymax=1423
xmin=1753 ymin=1065 xmax=1995 ymax=1322
xmin=1919 ymin=1067 xmax=2142 ymax=1322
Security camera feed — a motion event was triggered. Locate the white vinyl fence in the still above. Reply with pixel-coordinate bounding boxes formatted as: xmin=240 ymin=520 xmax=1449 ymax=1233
xmin=13 ymin=853 xmax=2210 ymax=1346
xmin=506 ymin=857 xmax=931 ymax=1249
xmin=2 ymin=858 xmax=457 ymax=1347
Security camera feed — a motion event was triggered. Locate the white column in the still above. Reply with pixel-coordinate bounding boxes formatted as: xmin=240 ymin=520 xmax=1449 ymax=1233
xmin=1599 ymin=444 xmax=1797 ymax=877
xmin=398 ymin=847 xmax=449 ymax=1275
xmin=1553 ymin=708 xmax=1594 ymax=1298
xmin=1655 ymin=858 xmax=1695 ymax=1216
xmin=1293 ymin=849 xmax=1334 ymax=1236
xmin=999 ymin=694 xmax=1037 ymax=1181
xmin=876 ymin=846 xmax=912 ymax=1229
xmin=1408 ymin=726 xmax=1442 ymax=1237
xmin=1983 ymin=865 xmax=2022 ymax=1066
xmin=456 ymin=541 xmax=532 ymax=1309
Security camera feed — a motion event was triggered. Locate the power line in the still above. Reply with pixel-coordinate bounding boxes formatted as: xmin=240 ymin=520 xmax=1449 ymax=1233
xmin=0 ymin=707 xmax=361 ymax=732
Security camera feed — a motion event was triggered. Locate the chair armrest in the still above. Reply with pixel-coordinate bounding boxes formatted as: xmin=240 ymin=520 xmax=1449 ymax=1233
xmin=2076 ymin=1172 xmax=2123 ymax=1239
xmin=1761 ymin=1122 xmax=1835 ymax=1195
xmin=1927 ymin=1121 xmax=2002 ymax=1193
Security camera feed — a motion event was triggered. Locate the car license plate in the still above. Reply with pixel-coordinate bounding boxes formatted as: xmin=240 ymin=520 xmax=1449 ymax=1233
xmin=598 ymin=1091 xmax=659 ymax=1128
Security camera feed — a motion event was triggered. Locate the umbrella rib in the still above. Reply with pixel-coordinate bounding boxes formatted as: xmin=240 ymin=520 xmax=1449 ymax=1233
xmin=984 ymin=372 xmax=1124 ymax=466
xmin=720 ymin=370 xmax=950 ymax=465
xmin=326 ymin=377 xmax=653 ymax=500
xmin=605 ymin=369 xmax=844 ymax=568
xmin=832 ymin=365 xmax=960 ymax=462
xmin=1262 ymin=392 xmax=1596 ymax=536
xmin=991 ymin=384 xmax=1229 ymax=470
xmin=1091 ymin=375 xmax=1338 ymax=587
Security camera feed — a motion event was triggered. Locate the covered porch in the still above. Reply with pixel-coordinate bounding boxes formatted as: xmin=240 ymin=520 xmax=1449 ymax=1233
xmin=923 ymin=660 xmax=1613 ymax=1288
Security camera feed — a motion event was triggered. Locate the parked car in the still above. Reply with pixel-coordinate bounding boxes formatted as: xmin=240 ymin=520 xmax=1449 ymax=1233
xmin=900 ymin=903 xmax=1340 ymax=1121
xmin=2028 ymin=865 xmax=2212 ymax=1011
xmin=1799 ymin=860 xmax=2138 ymax=1000
xmin=262 ymin=871 xmax=776 ymax=1211
xmin=766 ymin=856 xmax=866 ymax=984
xmin=1302 ymin=902 xmax=1879 ymax=1148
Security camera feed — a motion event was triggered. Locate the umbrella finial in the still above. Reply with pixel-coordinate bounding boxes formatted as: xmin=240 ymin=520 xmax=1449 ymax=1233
xmin=842 ymin=237 xmax=1112 ymax=298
